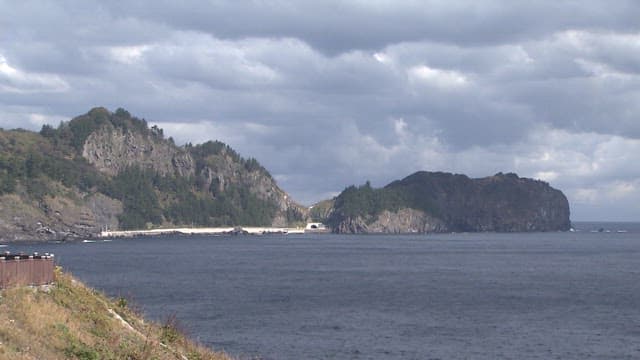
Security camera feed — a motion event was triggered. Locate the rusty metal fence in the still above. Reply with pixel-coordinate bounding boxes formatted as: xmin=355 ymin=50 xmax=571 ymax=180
xmin=0 ymin=252 xmax=55 ymax=288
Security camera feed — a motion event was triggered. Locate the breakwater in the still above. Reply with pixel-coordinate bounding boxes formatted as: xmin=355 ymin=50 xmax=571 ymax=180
xmin=100 ymin=226 xmax=306 ymax=238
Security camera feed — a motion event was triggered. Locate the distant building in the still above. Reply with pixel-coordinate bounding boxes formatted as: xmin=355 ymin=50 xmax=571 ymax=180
xmin=305 ymin=223 xmax=329 ymax=233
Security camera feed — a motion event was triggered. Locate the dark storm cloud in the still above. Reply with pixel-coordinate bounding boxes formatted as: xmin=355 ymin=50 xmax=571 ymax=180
xmin=1 ymin=0 xmax=640 ymax=220
xmin=105 ymin=0 xmax=640 ymax=54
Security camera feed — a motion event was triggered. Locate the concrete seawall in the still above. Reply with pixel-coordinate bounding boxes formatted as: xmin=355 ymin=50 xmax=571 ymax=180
xmin=100 ymin=226 xmax=306 ymax=238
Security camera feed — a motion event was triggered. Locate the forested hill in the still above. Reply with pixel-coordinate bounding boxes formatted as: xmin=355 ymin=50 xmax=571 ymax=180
xmin=319 ymin=171 xmax=571 ymax=233
xmin=0 ymin=107 xmax=307 ymax=242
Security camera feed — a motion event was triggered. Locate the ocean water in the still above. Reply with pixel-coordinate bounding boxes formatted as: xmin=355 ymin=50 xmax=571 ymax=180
xmin=6 ymin=222 xmax=640 ymax=359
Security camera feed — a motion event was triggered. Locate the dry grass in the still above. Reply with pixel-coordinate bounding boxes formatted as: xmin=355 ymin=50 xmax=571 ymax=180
xmin=0 ymin=267 xmax=232 ymax=360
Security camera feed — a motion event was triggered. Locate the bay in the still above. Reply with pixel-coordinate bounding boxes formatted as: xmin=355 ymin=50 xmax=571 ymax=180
xmin=6 ymin=222 xmax=640 ymax=359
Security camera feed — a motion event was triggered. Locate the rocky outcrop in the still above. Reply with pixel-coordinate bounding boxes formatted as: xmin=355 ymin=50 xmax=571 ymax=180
xmin=328 ymin=171 xmax=571 ymax=234
xmin=194 ymin=148 xmax=307 ymax=227
xmin=0 ymin=192 xmax=122 ymax=242
xmin=0 ymin=107 xmax=308 ymax=241
xmin=82 ymin=124 xmax=195 ymax=177
xmin=333 ymin=208 xmax=447 ymax=234
xmin=368 ymin=209 xmax=448 ymax=233
xmin=79 ymin=108 xmax=306 ymax=228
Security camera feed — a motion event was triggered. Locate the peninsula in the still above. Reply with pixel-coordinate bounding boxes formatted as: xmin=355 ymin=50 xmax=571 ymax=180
xmin=316 ymin=171 xmax=571 ymax=234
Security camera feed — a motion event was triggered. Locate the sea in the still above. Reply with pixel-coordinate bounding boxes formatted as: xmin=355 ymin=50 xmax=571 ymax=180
xmin=4 ymin=221 xmax=640 ymax=359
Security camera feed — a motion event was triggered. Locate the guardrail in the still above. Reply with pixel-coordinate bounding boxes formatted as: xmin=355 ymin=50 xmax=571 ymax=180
xmin=0 ymin=252 xmax=55 ymax=288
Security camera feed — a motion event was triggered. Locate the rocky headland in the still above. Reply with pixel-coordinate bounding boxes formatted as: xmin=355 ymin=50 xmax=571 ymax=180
xmin=0 ymin=107 xmax=307 ymax=242
xmin=322 ymin=171 xmax=571 ymax=234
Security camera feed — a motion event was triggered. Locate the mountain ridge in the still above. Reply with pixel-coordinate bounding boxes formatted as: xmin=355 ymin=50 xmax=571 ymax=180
xmin=0 ymin=107 xmax=307 ymax=242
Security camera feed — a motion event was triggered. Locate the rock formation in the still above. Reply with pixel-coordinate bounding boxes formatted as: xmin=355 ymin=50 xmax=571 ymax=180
xmin=82 ymin=125 xmax=195 ymax=178
xmin=325 ymin=171 xmax=571 ymax=233
xmin=0 ymin=107 xmax=307 ymax=242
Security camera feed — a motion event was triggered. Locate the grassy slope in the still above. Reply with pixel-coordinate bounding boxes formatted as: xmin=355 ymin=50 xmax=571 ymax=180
xmin=0 ymin=269 xmax=231 ymax=360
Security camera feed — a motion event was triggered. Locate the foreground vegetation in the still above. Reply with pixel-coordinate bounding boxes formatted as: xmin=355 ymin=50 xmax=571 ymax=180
xmin=0 ymin=268 xmax=231 ymax=360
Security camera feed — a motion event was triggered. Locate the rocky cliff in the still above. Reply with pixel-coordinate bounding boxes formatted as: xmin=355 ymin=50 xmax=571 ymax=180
xmin=331 ymin=208 xmax=448 ymax=234
xmin=0 ymin=192 xmax=122 ymax=242
xmin=0 ymin=107 xmax=307 ymax=242
xmin=82 ymin=123 xmax=195 ymax=178
xmin=325 ymin=171 xmax=571 ymax=233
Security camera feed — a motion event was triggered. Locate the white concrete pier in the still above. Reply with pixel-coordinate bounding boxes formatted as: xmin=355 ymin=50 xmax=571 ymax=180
xmin=99 ymin=226 xmax=306 ymax=238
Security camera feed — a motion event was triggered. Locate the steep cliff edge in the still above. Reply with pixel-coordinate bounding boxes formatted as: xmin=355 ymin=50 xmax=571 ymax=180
xmin=0 ymin=107 xmax=307 ymax=242
xmin=324 ymin=171 xmax=570 ymax=233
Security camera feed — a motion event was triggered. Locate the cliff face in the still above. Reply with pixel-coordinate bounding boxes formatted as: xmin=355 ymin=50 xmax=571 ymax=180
xmin=327 ymin=171 xmax=571 ymax=234
xmin=81 ymin=119 xmax=306 ymax=228
xmin=82 ymin=124 xmax=195 ymax=178
xmin=332 ymin=208 xmax=448 ymax=234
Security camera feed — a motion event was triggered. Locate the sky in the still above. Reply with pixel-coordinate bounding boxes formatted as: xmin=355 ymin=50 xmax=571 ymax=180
xmin=1 ymin=0 xmax=639 ymax=221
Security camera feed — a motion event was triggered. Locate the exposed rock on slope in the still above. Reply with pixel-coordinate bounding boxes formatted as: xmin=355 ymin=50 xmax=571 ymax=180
xmin=0 ymin=107 xmax=307 ymax=242
xmin=332 ymin=208 xmax=447 ymax=234
xmin=0 ymin=192 xmax=122 ymax=242
xmin=190 ymin=144 xmax=306 ymax=227
xmin=325 ymin=171 xmax=571 ymax=233
xmin=83 ymin=124 xmax=195 ymax=177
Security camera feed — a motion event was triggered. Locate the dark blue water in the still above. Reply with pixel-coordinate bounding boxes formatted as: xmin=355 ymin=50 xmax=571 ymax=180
xmin=5 ymin=223 xmax=640 ymax=359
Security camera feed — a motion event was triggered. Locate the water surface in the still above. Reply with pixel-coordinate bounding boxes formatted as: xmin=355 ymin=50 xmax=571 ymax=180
xmin=7 ymin=224 xmax=640 ymax=359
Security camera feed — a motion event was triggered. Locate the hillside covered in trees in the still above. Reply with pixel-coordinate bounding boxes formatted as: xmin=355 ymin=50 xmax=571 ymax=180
xmin=0 ymin=107 xmax=306 ymax=241
xmin=320 ymin=171 xmax=571 ymax=233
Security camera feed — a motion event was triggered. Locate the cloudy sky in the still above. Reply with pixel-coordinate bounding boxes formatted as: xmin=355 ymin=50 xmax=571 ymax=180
xmin=1 ymin=1 xmax=639 ymax=221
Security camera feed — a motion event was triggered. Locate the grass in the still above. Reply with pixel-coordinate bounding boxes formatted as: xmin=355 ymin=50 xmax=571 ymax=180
xmin=0 ymin=267 xmax=232 ymax=360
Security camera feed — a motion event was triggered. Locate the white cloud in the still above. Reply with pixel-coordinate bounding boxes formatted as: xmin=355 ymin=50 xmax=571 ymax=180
xmin=608 ymin=181 xmax=636 ymax=199
xmin=0 ymin=107 xmax=67 ymax=130
xmin=108 ymin=45 xmax=151 ymax=64
xmin=150 ymin=120 xmax=245 ymax=147
xmin=568 ymin=179 xmax=640 ymax=221
xmin=373 ymin=52 xmax=391 ymax=64
xmin=535 ymin=171 xmax=558 ymax=182
xmin=408 ymin=65 xmax=469 ymax=88
xmin=0 ymin=54 xmax=69 ymax=93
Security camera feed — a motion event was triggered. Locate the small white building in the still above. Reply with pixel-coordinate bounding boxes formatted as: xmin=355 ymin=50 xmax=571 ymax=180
xmin=305 ymin=223 xmax=328 ymax=232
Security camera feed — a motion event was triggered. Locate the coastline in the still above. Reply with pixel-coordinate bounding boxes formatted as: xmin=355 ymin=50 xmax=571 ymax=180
xmin=99 ymin=226 xmax=307 ymax=238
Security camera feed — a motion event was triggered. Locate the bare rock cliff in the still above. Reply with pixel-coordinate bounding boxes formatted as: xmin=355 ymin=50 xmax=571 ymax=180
xmin=82 ymin=125 xmax=195 ymax=177
xmin=333 ymin=208 xmax=447 ymax=234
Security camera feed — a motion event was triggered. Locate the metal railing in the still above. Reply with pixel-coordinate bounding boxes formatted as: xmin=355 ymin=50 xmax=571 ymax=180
xmin=0 ymin=252 xmax=55 ymax=288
